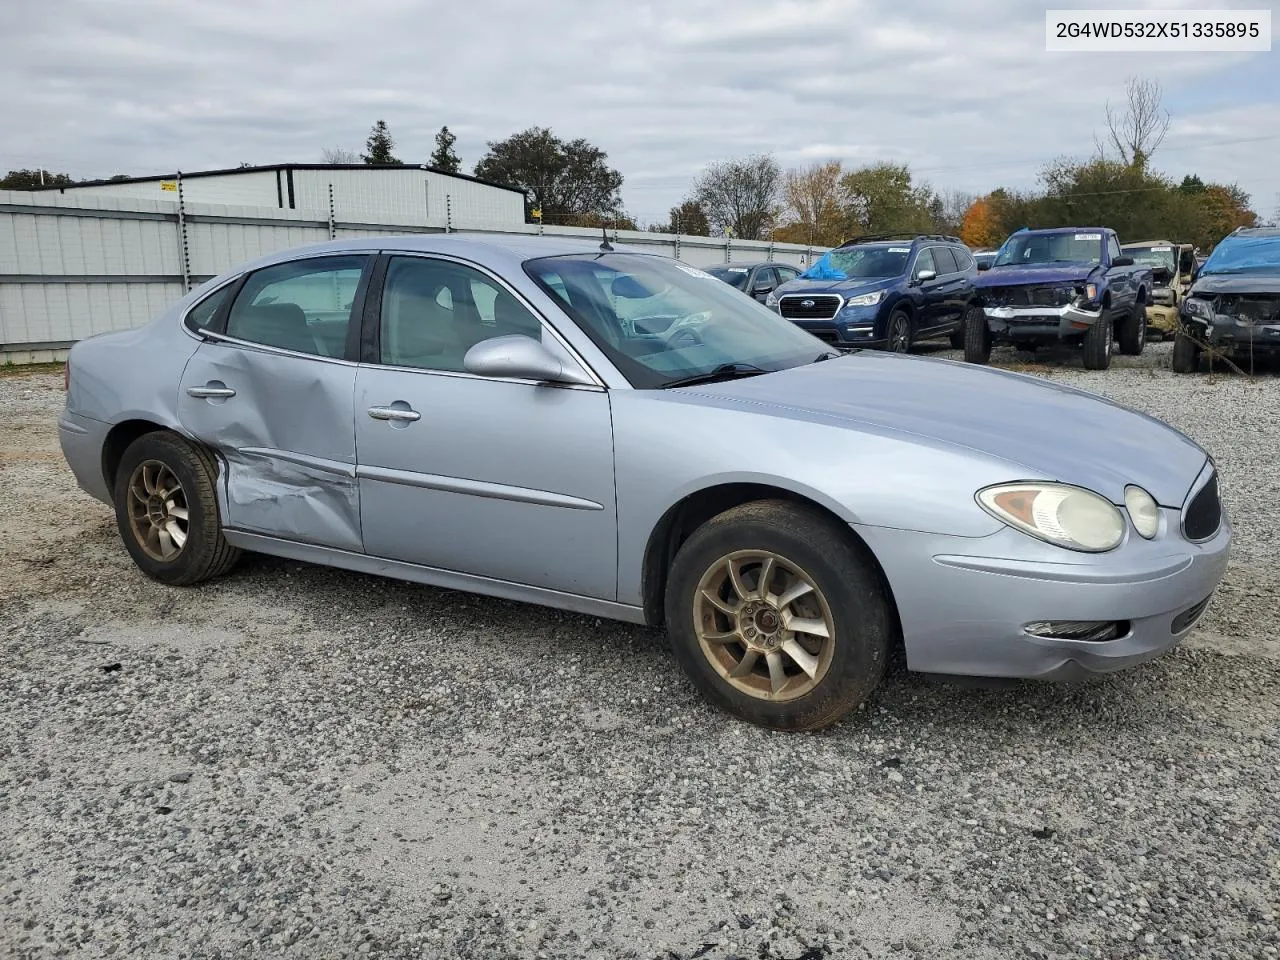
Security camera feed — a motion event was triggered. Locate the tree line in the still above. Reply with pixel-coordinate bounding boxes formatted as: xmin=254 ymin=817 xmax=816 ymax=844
xmin=2 ymin=79 xmax=1262 ymax=248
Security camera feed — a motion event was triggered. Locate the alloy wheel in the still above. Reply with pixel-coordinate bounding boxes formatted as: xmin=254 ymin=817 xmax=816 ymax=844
xmin=889 ymin=317 xmax=910 ymax=353
xmin=692 ymin=550 xmax=836 ymax=701
xmin=126 ymin=460 xmax=190 ymax=561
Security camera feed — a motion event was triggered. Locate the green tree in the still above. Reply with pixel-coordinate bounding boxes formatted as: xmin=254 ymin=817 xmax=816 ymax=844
xmin=690 ymin=154 xmax=782 ymax=240
xmin=474 ymin=127 xmax=623 ymax=223
xmin=429 ymin=125 xmax=461 ymax=173
xmin=362 ymin=120 xmax=400 ymax=165
xmin=839 ymin=162 xmax=937 ymax=237
xmin=651 ymin=199 xmax=710 ymax=236
xmin=0 ymin=169 xmax=75 ymax=190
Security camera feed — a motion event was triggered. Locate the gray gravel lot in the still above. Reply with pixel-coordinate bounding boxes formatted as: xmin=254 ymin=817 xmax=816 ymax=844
xmin=2 ymin=342 xmax=1278 ymax=960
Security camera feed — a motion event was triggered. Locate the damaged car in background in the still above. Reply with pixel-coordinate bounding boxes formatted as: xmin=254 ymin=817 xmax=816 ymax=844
xmin=967 ymin=227 xmax=1153 ymax=370
xmin=59 ymin=235 xmax=1229 ymax=731
xmin=1121 ymin=239 xmax=1196 ymax=339
xmin=1173 ymin=226 xmax=1280 ymax=373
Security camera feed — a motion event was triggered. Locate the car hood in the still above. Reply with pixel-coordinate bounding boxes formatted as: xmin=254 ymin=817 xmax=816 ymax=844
xmin=776 ymin=277 xmax=897 ymax=297
xmin=676 ymin=352 xmax=1207 ymax=507
xmin=976 ymin=263 xmax=1099 ymax=287
xmin=1191 ymin=272 xmax=1280 ymax=295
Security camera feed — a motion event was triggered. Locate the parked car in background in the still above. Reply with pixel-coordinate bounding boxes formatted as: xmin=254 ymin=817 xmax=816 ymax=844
xmin=972 ymin=250 xmax=998 ymax=271
xmin=765 ymin=234 xmax=982 ymax=352
xmin=705 ymin=262 xmax=801 ymax=303
xmin=1121 ymin=239 xmax=1196 ymax=338
xmin=1173 ymin=226 xmax=1280 ymax=373
xmin=968 ymin=227 xmax=1153 ymax=370
xmin=57 ymin=235 xmax=1230 ymax=731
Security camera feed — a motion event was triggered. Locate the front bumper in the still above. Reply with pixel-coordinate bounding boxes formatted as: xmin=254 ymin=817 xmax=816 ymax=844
xmin=1144 ymin=304 xmax=1179 ymax=333
xmin=984 ymin=302 xmax=1103 ymax=340
xmin=1192 ymin=317 xmax=1280 ymax=355
xmin=855 ymin=506 xmax=1231 ymax=680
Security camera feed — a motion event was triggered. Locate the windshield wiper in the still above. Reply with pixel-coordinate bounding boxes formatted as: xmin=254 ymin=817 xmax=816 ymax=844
xmin=662 ymin=363 xmax=770 ymax=389
xmin=813 ymin=351 xmax=842 ymax=362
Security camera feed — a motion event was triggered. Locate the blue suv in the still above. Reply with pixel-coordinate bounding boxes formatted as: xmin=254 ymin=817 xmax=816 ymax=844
xmin=766 ymin=234 xmax=982 ymax=352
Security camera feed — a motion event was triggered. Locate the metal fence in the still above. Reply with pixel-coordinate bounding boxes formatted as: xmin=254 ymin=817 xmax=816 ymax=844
xmin=0 ymin=189 xmax=829 ymax=363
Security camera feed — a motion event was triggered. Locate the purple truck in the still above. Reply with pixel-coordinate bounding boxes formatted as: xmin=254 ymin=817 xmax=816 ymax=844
xmin=966 ymin=227 xmax=1153 ymax=370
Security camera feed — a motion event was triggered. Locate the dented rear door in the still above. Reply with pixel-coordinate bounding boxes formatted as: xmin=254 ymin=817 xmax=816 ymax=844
xmin=176 ymin=254 xmax=371 ymax=552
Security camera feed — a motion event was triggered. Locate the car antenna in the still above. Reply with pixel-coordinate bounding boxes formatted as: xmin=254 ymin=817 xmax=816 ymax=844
xmin=599 ymin=226 xmax=614 ymax=252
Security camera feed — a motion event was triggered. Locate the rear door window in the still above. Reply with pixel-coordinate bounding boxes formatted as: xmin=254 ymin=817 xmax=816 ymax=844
xmin=224 ymin=256 xmax=368 ymax=358
xmin=932 ymin=247 xmax=959 ymax=275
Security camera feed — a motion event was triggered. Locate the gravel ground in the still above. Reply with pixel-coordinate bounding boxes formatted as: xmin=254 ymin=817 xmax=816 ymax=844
xmin=1 ymin=344 xmax=1277 ymax=960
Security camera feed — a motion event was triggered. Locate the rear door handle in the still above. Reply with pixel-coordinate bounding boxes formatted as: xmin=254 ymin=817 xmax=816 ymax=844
xmin=367 ymin=405 xmax=421 ymax=423
xmin=187 ymin=383 xmax=236 ymax=399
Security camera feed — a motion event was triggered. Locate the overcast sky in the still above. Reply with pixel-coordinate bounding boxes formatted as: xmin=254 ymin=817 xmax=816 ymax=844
xmin=3 ymin=0 xmax=1278 ymax=226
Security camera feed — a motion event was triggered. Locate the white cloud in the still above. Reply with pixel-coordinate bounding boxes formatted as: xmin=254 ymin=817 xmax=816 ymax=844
xmin=1 ymin=0 xmax=1275 ymax=225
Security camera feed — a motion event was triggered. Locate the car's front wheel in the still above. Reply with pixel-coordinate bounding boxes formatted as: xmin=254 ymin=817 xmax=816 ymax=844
xmin=113 ymin=431 xmax=241 ymax=585
xmin=886 ymin=310 xmax=912 ymax=353
xmin=664 ymin=500 xmax=892 ymax=731
xmin=1081 ymin=313 xmax=1113 ymax=370
xmin=1117 ymin=300 xmax=1146 ymax=355
xmin=1171 ymin=329 xmax=1201 ymax=373
xmin=962 ymin=304 xmax=992 ymax=364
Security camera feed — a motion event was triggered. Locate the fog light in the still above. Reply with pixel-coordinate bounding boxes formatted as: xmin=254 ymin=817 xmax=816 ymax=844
xmin=1024 ymin=620 xmax=1127 ymax=642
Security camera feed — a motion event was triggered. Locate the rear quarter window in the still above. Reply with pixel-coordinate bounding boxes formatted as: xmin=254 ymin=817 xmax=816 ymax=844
xmin=183 ymin=282 xmax=235 ymax=334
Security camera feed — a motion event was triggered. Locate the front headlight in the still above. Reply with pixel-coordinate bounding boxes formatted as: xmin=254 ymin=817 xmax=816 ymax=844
xmin=765 ymin=292 xmax=779 ymax=309
xmin=844 ymin=290 xmax=884 ymax=308
xmin=977 ymin=482 xmax=1124 ymax=552
xmin=1124 ymin=485 xmax=1160 ymax=539
xmin=1183 ymin=297 xmax=1213 ymax=321
xmin=1075 ymin=283 xmax=1098 ymax=301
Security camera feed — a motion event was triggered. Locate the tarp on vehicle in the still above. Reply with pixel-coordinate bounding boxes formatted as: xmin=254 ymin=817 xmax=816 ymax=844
xmin=800 ymin=250 xmax=850 ymax=280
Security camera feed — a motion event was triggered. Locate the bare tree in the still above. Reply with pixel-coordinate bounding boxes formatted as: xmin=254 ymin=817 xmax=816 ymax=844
xmin=321 ymin=146 xmax=360 ymax=164
xmin=779 ymin=161 xmax=844 ymax=246
xmin=691 ymin=154 xmax=782 ymax=240
xmin=1101 ymin=76 xmax=1171 ymax=171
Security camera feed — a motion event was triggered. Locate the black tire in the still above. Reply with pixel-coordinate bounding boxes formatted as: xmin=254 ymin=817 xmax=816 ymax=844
xmin=664 ymin=500 xmax=892 ymax=731
xmin=1081 ymin=313 xmax=1113 ymax=370
xmin=886 ymin=310 xmax=912 ymax=353
xmin=113 ymin=431 xmax=240 ymax=586
xmin=962 ymin=304 xmax=992 ymax=364
xmin=1171 ymin=330 xmax=1201 ymax=374
xmin=1117 ymin=299 xmax=1146 ymax=355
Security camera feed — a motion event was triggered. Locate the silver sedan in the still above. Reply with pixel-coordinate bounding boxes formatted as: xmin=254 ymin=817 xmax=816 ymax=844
xmin=58 ymin=235 xmax=1230 ymax=730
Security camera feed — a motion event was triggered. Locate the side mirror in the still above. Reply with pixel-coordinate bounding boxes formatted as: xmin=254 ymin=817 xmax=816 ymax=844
xmin=914 ymin=269 xmax=937 ymax=283
xmin=1111 ymin=255 xmax=1135 ymax=267
xmin=752 ymin=282 xmax=774 ymax=295
xmin=977 ymin=260 xmax=992 ymax=271
xmin=464 ymin=335 xmax=593 ymax=385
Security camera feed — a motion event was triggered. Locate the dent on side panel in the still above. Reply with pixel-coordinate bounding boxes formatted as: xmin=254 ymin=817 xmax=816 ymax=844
xmin=178 ymin=345 xmax=362 ymax=553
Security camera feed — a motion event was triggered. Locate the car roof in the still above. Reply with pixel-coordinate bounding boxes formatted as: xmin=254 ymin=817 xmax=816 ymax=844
xmin=1017 ymin=227 xmax=1111 ymax=235
xmin=706 ymin=261 xmax=777 ymax=270
xmin=1122 ymin=239 xmax=1186 ymax=247
xmin=1234 ymin=226 xmax=1280 ymax=238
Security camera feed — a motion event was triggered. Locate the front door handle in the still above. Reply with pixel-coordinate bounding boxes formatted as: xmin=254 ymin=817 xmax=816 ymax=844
xmin=367 ymin=405 xmax=421 ymax=423
xmin=187 ymin=383 xmax=236 ymax=399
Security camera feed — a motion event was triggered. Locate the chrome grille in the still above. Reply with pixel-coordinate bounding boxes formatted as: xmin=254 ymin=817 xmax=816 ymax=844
xmin=1182 ymin=470 xmax=1221 ymax=542
xmin=779 ymin=294 xmax=842 ymax=320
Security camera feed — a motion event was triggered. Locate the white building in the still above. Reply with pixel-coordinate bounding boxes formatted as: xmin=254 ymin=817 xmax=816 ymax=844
xmin=43 ymin=163 xmax=528 ymax=228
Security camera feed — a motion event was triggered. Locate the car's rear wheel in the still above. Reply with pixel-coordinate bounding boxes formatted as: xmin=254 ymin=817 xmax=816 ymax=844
xmin=113 ymin=431 xmax=240 ymax=585
xmin=962 ymin=304 xmax=992 ymax=364
xmin=1171 ymin=329 xmax=1201 ymax=373
xmin=664 ymin=500 xmax=892 ymax=731
xmin=1081 ymin=313 xmax=1113 ymax=370
xmin=886 ymin=310 xmax=912 ymax=353
xmin=1117 ymin=299 xmax=1146 ymax=355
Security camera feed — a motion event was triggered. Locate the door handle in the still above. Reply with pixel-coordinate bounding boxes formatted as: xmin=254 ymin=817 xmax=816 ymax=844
xmin=367 ymin=405 xmax=421 ymax=423
xmin=187 ymin=384 xmax=236 ymax=399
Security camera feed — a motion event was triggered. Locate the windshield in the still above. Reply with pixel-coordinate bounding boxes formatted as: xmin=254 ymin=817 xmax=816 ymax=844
xmin=705 ymin=265 xmax=750 ymax=290
xmin=524 ymin=253 xmax=827 ymax=389
xmin=1200 ymin=234 xmax=1280 ymax=276
xmin=994 ymin=232 xmax=1103 ymax=267
xmin=800 ymin=245 xmax=909 ymax=280
xmin=1124 ymin=246 xmax=1176 ymax=272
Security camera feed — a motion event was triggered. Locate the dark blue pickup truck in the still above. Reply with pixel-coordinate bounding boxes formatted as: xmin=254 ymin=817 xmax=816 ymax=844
xmin=968 ymin=227 xmax=1153 ymax=370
